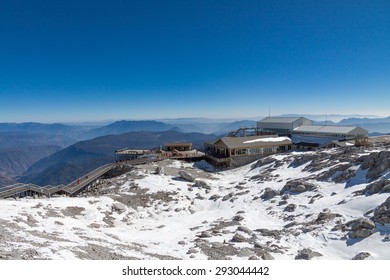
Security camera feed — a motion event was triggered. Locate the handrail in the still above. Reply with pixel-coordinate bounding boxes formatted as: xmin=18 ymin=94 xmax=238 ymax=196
xmin=0 ymin=164 xmax=115 ymax=199
xmin=0 ymin=154 xmax=190 ymax=199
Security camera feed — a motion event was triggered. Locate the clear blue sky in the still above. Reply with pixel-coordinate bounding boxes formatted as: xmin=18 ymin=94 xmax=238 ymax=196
xmin=0 ymin=0 xmax=389 ymax=122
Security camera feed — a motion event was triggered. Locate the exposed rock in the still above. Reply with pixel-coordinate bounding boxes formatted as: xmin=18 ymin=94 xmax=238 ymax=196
xmin=258 ymin=251 xmax=274 ymax=260
xmin=261 ymin=188 xmax=279 ymax=200
xmin=278 ymin=200 xmax=288 ymax=206
xmin=210 ymin=242 xmax=225 ymax=249
xmin=112 ymin=203 xmax=126 ymax=213
xmin=290 ymin=185 xmax=307 ymax=193
xmin=284 ymin=203 xmax=297 ymax=212
xmin=255 ymin=228 xmax=281 ymax=239
xmin=284 ymin=221 xmax=299 ymax=228
xmin=178 ymin=171 xmax=195 ymax=182
xmin=347 ymin=218 xmax=375 ymax=231
xmin=187 ymin=248 xmax=199 ymax=254
xmin=363 ymin=178 xmax=390 ymax=195
xmin=199 ymin=231 xmax=212 ymax=238
xmin=309 ymin=194 xmax=323 ymax=204
xmin=195 ymin=180 xmax=211 ymax=190
xmin=289 ymin=154 xmax=316 ymax=168
xmin=154 ymin=166 xmax=164 ymax=174
xmin=237 ymin=248 xmax=255 ymax=257
xmin=362 ymin=151 xmax=390 ymax=179
xmin=317 ymin=164 xmax=354 ymax=183
xmin=382 ymin=185 xmax=390 ymax=193
xmin=252 ymin=157 xmax=277 ymax=169
xmin=248 ymin=256 xmax=259 ymax=260
xmin=209 ymin=194 xmax=221 ymax=201
xmin=315 ymin=212 xmax=342 ymax=224
xmin=222 ymin=192 xmax=234 ymax=201
xmin=383 ymin=235 xmax=390 ymax=242
xmin=237 ymin=226 xmax=252 ymax=235
xmin=373 ymin=197 xmax=390 ymax=225
xmin=281 ymin=180 xmax=317 ymax=194
xmin=231 ymin=233 xmax=248 ymax=243
xmin=352 ymin=252 xmax=371 ymax=260
xmin=347 ymin=217 xmax=375 ymax=239
xmin=197 ymin=242 xmax=238 ymax=260
xmin=350 ymin=229 xmax=373 ymax=239
xmin=233 ymin=215 xmax=245 ymax=222
xmin=62 ymin=206 xmax=85 ymax=217
xmin=295 ymin=248 xmax=322 ymax=260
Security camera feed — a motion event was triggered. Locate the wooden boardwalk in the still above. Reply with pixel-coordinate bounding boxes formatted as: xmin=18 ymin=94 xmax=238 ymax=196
xmin=0 ymin=162 xmax=121 ymax=199
xmin=0 ymin=153 xmax=205 ymax=199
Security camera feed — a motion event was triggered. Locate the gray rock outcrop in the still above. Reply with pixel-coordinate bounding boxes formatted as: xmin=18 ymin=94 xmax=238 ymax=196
xmin=346 ymin=218 xmax=375 ymax=239
xmin=360 ymin=151 xmax=390 ymax=180
xmin=352 ymin=252 xmax=371 ymax=260
xmin=178 ymin=171 xmax=195 ymax=182
xmin=281 ymin=180 xmax=317 ymax=194
xmin=373 ymin=197 xmax=390 ymax=225
xmin=363 ymin=178 xmax=390 ymax=195
xmin=261 ymin=187 xmax=279 ymax=200
xmin=154 ymin=166 xmax=164 ymax=174
xmin=112 ymin=203 xmax=126 ymax=213
xmin=284 ymin=203 xmax=297 ymax=212
xmin=237 ymin=226 xmax=252 ymax=235
xmin=222 ymin=192 xmax=234 ymax=201
xmin=231 ymin=233 xmax=247 ymax=243
xmin=295 ymin=248 xmax=322 ymax=260
xmin=195 ymin=180 xmax=211 ymax=190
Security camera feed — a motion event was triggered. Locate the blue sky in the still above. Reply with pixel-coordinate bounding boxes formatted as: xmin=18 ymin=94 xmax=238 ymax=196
xmin=0 ymin=0 xmax=389 ymax=122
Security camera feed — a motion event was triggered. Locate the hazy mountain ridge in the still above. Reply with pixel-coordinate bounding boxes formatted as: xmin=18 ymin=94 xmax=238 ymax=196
xmin=0 ymin=145 xmax=62 ymax=180
xmin=0 ymin=132 xmax=77 ymax=187
xmin=0 ymin=173 xmax=16 ymax=187
xmin=83 ymin=120 xmax=175 ymax=139
xmin=0 ymin=132 xmax=77 ymax=149
xmin=0 ymin=122 xmax=89 ymax=138
xmin=338 ymin=116 xmax=390 ymax=125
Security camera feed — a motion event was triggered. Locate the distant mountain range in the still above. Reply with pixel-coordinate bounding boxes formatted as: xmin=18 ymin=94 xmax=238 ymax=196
xmin=336 ymin=116 xmax=390 ymax=133
xmin=0 ymin=132 xmax=73 ymax=187
xmin=0 ymin=122 xmax=90 ymax=138
xmin=0 ymin=173 xmax=16 ymax=187
xmin=338 ymin=116 xmax=390 ymax=125
xmin=19 ymin=130 xmax=217 ymax=186
xmin=82 ymin=120 xmax=176 ymax=139
xmin=0 ymin=145 xmax=62 ymax=179
xmin=279 ymin=114 xmax=382 ymax=122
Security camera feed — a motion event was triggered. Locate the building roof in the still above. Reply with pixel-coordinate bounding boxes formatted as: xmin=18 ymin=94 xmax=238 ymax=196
xmin=258 ymin=117 xmax=307 ymax=123
xmin=164 ymin=142 xmax=192 ymax=147
xmin=115 ymin=149 xmax=151 ymax=155
xmin=290 ymin=135 xmax=340 ymax=145
xmin=217 ymin=135 xmax=292 ymax=149
xmin=293 ymin=125 xmax=364 ymax=134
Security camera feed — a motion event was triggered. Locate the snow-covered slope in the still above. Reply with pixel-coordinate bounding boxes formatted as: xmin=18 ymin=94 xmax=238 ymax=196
xmin=1 ymin=146 xmax=389 ymax=260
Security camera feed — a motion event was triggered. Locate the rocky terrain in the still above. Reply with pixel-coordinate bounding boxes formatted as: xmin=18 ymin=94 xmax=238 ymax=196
xmin=0 ymin=145 xmax=389 ymax=260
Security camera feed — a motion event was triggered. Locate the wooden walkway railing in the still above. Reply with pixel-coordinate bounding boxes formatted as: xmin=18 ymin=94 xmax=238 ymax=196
xmin=0 ymin=153 xmax=205 ymax=199
xmin=0 ymin=164 xmax=116 ymax=199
